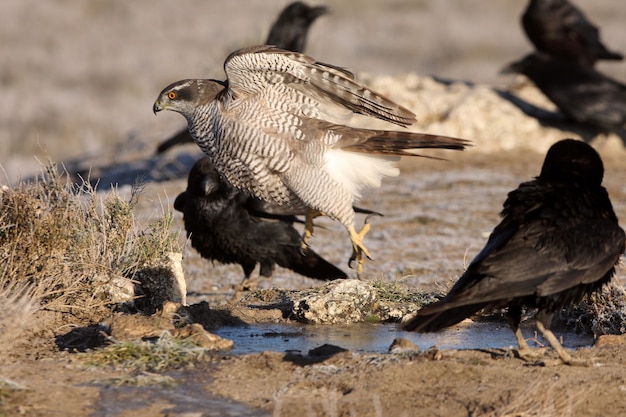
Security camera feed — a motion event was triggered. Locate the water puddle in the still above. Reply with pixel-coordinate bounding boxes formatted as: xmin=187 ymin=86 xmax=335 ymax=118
xmin=93 ymin=368 xmax=270 ymax=417
xmin=215 ymin=321 xmax=595 ymax=355
xmin=91 ymin=321 xmax=593 ymax=416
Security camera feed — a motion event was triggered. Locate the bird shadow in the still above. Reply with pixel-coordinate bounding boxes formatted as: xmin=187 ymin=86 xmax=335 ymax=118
xmin=493 ymin=88 xmax=626 ymax=146
xmin=20 ymin=128 xmax=202 ymax=189
xmin=413 ymin=75 xmax=626 ymax=147
xmin=430 ymin=75 xmax=477 ymax=88
xmin=65 ymin=150 xmax=200 ymax=189
xmin=282 ymin=343 xmax=349 ymax=366
xmin=238 ymin=289 xmax=298 ymax=320
xmin=55 ymin=324 xmax=114 ymax=353
xmin=183 ymin=300 xmax=249 ymax=330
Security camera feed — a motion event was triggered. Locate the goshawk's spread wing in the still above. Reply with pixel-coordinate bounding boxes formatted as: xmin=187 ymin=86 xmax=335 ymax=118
xmin=221 ymin=45 xmax=417 ymax=128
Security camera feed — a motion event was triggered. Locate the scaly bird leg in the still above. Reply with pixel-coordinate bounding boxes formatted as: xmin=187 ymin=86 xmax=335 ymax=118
xmin=513 ymin=325 xmax=531 ymax=351
xmin=301 ymin=209 xmax=324 ymax=252
xmin=508 ymin=308 xmax=537 ymax=359
xmin=507 ymin=306 xmax=544 ymax=361
xmin=347 ymin=220 xmax=373 ymax=275
xmin=512 ymin=324 xmax=547 ymax=361
xmin=535 ymin=320 xmax=590 ymax=366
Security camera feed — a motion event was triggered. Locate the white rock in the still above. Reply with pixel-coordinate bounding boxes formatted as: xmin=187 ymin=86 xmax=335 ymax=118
xmin=292 ymin=279 xmax=377 ymax=324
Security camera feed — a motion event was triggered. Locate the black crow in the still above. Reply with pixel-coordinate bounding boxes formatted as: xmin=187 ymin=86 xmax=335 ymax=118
xmin=404 ymin=139 xmax=625 ymax=365
xmin=521 ymin=0 xmax=623 ymax=67
xmin=503 ymin=53 xmax=626 ymax=132
xmin=174 ymin=157 xmax=347 ymax=284
xmin=265 ymin=2 xmax=328 ymax=53
xmin=155 ymin=2 xmax=328 ymax=155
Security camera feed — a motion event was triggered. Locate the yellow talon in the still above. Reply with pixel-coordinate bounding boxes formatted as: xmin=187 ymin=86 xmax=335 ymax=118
xmin=348 ymin=222 xmax=372 ymax=275
xmin=301 ymin=209 xmax=324 ymax=251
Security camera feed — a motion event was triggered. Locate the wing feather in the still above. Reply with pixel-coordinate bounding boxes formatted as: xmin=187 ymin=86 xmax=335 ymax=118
xmin=223 ymin=45 xmax=417 ymax=127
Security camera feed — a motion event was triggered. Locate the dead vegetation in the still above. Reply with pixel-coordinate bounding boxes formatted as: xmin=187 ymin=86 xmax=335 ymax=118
xmin=371 ymin=280 xmax=437 ymax=306
xmin=83 ymin=332 xmax=210 ymax=374
xmin=566 ymin=281 xmax=626 ymax=336
xmin=0 ymin=161 xmax=180 ymax=356
xmin=472 ymin=380 xmax=581 ymax=417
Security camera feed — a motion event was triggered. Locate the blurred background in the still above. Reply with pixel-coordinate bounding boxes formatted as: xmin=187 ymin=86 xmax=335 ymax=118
xmin=1 ymin=0 xmax=624 ymax=184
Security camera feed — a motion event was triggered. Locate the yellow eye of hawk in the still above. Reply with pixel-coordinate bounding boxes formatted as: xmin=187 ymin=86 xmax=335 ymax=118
xmin=168 ymin=91 xmax=177 ymax=100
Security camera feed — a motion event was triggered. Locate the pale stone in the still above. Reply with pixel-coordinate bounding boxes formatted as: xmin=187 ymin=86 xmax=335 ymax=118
xmin=292 ymin=279 xmax=377 ymax=324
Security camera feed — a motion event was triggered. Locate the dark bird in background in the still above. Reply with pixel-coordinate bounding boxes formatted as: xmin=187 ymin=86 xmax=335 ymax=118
xmin=521 ymin=0 xmax=623 ymax=67
xmin=265 ymin=1 xmax=328 ymax=53
xmin=155 ymin=2 xmax=328 ymax=155
xmin=154 ymin=46 xmax=470 ymax=274
xmin=503 ymin=53 xmax=626 ymax=133
xmin=174 ymin=157 xmax=348 ymax=284
xmin=404 ymin=139 xmax=625 ymax=365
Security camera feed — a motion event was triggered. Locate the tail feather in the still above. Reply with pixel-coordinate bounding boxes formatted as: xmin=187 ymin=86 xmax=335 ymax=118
xmin=341 ymin=129 xmax=471 ymax=156
xmin=403 ymin=303 xmax=487 ymax=332
xmin=281 ymin=246 xmax=347 ymax=281
xmin=156 ymin=129 xmax=193 ymax=154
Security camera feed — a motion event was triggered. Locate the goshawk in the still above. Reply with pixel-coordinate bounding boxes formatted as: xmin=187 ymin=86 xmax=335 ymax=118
xmin=154 ymin=45 xmax=470 ymax=274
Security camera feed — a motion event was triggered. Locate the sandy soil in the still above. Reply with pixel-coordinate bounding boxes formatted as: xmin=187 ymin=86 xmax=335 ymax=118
xmin=2 ymin=1 xmax=626 ymax=415
xmin=5 ymin=335 xmax=626 ymax=417
xmin=4 ymin=328 xmax=626 ymax=417
xmin=2 ymin=150 xmax=626 ymax=417
xmin=206 ymin=345 xmax=626 ymax=417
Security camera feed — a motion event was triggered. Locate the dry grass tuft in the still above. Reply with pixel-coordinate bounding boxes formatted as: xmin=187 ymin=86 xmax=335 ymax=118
xmin=477 ymin=381 xmax=581 ymax=417
xmin=0 ymin=286 xmax=38 ymax=365
xmin=83 ymin=332 xmax=210 ymax=374
xmin=564 ymin=281 xmax=626 ymax=336
xmin=371 ymin=280 xmax=436 ymax=306
xmin=0 ymin=160 xmax=180 ymax=327
xmin=96 ymin=371 xmax=177 ymax=387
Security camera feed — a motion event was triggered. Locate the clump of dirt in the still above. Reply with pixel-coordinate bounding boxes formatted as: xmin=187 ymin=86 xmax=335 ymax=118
xmin=205 ymin=342 xmax=626 ymax=417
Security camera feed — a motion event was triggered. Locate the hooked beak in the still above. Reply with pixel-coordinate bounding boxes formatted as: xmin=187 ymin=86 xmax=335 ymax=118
xmin=153 ymin=100 xmax=163 ymax=115
xmin=500 ymin=59 xmax=523 ymax=75
xmin=312 ymin=5 xmax=329 ymax=19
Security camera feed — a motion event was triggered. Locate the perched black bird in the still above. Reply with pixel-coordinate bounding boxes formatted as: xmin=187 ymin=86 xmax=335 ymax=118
xmin=265 ymin=2 xmax=328 ymax=53
xmin=155 ymin=2 xmax=328 ymax=155
xmin=503 ymin=53 xmax=626 ymax=132
xmin=174 ymin=157 xmax=348 ymax=284
xmin=521 ymin=0 xmax=623 ymax=67
xmin=404 ymin=139 xmax=625 ymax=365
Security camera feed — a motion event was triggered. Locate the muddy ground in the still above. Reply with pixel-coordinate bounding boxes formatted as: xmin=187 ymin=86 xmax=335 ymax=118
xmin=2 ymin=1 xmax=626 ymax=415
xmin=2 ymin=149 xmax=626 ymax=417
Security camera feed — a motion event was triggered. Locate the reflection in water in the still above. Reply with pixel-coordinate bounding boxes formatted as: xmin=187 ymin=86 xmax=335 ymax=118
xmin=215 ymin=321 xmax=595 ymax=355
